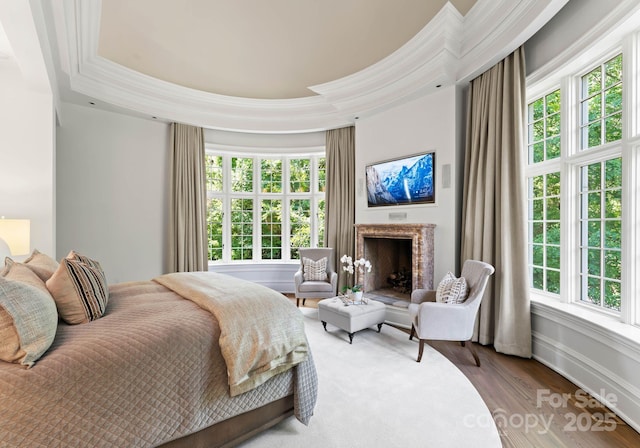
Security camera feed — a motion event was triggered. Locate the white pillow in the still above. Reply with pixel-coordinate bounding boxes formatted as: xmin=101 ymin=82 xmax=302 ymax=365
xmin=0 ymin=277 xmax=58 ymax=367
xmin=303 ymin=257 xmax=328 ymax=281
xmin=435 ymin=272 xmax=468 ymax=304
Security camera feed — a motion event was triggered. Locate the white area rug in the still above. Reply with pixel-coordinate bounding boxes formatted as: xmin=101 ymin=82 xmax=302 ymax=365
xmin=240 ymin=307 xmax=501 ymax=447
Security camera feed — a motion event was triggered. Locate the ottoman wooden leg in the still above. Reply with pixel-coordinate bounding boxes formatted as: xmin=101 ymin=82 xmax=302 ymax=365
xmin=377 ymin=323 xmax=383 ymax=333
xmin=322 ymin=321 xmax=327 ymax=331
xmin=348 ymin=332 xmax=354 ymax=344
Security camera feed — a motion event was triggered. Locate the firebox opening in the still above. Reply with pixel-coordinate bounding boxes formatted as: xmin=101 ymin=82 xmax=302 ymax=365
xmin=363 ymin=237 xmax=412 ymax=304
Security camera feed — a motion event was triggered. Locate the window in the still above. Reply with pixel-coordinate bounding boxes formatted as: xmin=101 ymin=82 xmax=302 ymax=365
xmin=260 ymin=199 xmax=282 ymax=260
xmin=526 ymin=52 xmax=626 ymax=316
xmin=579 ymin=158 xmax=622 ymax=310
xmin=528 ymin=172 xmax=561 ymax=294
xmin=205 ymin=151 xmax=326 ymax=263
xmin=580 ymin=55 xmax=623 ymax=149
xmin=528 ymin=89 xmax=561 ymax=163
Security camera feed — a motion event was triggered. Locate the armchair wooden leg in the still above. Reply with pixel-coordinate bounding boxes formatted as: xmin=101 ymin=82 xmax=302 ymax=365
xmin=302 ymin=299 xmax=306 ymax=307
xmin=417 ymin=339 xmax=425 ymax=363
xmin=409 ymin=324 xmax=416 ymax=341
xmin=466 ymin=339 xmax=481 ymax=367
xmin=296 ymin=298 xmax=300 ymax=307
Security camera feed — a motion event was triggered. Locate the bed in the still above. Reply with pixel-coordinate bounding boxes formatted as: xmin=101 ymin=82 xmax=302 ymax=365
xmin=0 ymin=252 xmax=317 ymax=447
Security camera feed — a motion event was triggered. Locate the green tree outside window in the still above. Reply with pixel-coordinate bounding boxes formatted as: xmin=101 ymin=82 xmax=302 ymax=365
xmin=528 ymin=172 xmax=561 ymax=294
xmin=261 ymin=159 xmax=282 ymax=193
xmin=527 ymin=89 xmax=561 ymax=164
xmin=207 ymin=198 xmax=223 ymax=261
xmin=290 ymin=199 xmax=311 ymax=259
xmin=261 ymin=199 xmax=282 ymax=260
xmin=580 ymin=54 xmax=622 ymax=149
xmin=290 ymin=159 xmax=311 ymax=193
xmin=231 ymin=157 xmax=253 ymax=192
xmin=231 ymin=198 xmax=253 ymax=260
xmin=579 ymin=158 xmax=622 ymax=310
xmin=205 ymin=155 xmax=223 ymax=192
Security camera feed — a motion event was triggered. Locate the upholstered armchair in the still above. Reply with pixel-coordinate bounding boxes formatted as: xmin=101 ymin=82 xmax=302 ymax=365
xmin=408 ymin=260 xmax=495 ymax=365
xmin=294 ymin=248 xmax=338 ymax=307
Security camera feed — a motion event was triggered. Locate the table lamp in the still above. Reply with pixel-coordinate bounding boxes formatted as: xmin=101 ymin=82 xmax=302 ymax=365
xmin=0 ymin=218 xmax=31 ymax=261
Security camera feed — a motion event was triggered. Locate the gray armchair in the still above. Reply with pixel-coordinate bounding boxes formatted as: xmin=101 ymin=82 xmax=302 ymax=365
xmin=408 ymin=260 xmax=495 ymax=365
xmin=294 ymin=248 xmax=338 ymax=307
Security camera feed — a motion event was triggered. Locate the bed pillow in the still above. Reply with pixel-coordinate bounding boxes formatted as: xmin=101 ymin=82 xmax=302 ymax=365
xmin=0 ymin=277 xmax=58 ymax=367
xmin=46 ymin=258 xmax=109 ymax=325
xmin=19 ymin=249 xmax=59 ymax=282
xmin=303 ymin=257 xmax=328 ymax=281
xmin=435 ymin=272 xmax=468 ymax=304
xmin=66 ymin=250 xmax=108 ymax=285
xmin=0 ymin=259 xmax=50 ymax=296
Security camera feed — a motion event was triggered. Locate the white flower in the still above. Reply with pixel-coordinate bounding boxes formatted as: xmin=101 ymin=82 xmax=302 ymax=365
xmin=341 ymin=254 xmax=373 ymax=275
xmin=353 ymin=257 xmax=373 ymax=274
xmin=340 ymin=254 xmax=373 ymax=293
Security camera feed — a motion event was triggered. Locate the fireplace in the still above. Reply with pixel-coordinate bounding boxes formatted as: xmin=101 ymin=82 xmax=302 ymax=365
xmin=355 ymin=224 xmax=435 ymax=305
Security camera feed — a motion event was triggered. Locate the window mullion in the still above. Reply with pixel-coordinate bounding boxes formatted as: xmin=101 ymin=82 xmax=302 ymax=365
xmin=560 ymin=77 xmax=576 ymax=304
xmin=625 ymin=32 xmax=639 ymax=138
xmin=283 ymin=157 xmax=291 ymax=261
xmin=310 ymin=156 xmax=318 ymax=249
xmin=222 ymin=154 xmax=232 ymax=262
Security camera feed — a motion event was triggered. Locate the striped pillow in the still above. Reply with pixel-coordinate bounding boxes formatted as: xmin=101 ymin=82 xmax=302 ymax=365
xmin=46 ymin=258 xmax=109 ymax=324
xmin=435 ymin=272 xmax=468 ymax=304
xmin=303 ymin=257 xmax=328 ymax=281
xmin=66 ymin=250 xmax=107 ymax=285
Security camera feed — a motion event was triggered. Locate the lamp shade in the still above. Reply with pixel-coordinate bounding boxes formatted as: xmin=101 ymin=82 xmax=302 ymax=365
xmin=0 ymin=219 xmax=31 ymax=256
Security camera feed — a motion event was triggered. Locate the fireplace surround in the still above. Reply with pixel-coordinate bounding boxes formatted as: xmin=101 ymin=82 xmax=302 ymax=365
xmin=355 ymin=223 xmax=435 ymax=308
xmin=354 ymin=223 xmax=435 ymax=328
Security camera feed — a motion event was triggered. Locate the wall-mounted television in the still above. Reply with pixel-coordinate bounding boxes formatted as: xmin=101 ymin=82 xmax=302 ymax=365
xmin=365 ymin=151 xmax=435 ymax=207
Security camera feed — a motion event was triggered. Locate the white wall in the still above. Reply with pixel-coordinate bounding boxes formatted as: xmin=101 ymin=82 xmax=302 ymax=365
xmin=0 ymin=63 xmax=54 ymax=258
xmin=355 ymin=86 xmax=461 ymax=283
xmin=56 ymin=103 xmax=169 ymax=283
xmin=524 ymin=0 xmax=624 ymax=75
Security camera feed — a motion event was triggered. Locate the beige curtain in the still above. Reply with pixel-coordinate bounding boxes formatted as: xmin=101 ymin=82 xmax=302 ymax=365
xmin=461 ymin=47 xmax=531 ymax=358
xmin=325 ymin=126 xmax=355 ymax=292
xmin=168 ymin=123 xmax=208 ymax=272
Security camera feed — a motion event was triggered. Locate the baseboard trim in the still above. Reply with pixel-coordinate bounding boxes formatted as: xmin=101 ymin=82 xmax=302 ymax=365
xmin=532 ymin=304 xmax=640 ymax=434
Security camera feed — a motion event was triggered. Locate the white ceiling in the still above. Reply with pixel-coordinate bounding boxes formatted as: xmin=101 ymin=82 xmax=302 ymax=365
xmin=3 ymin=0 xmax=570 ymax=133
xmin=97 ymin=0 xmax=476 ymax=99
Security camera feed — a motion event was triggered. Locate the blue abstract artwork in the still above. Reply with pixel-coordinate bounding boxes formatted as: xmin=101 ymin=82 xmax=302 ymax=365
xmin=366 ymin=152 xmax=435 ymax=207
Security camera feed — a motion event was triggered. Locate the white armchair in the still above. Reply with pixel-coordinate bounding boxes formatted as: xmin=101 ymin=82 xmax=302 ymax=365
xmin=294 ymin=248 xmax=338 ymax=307
xmin=408 ymin=260 xmax=495 ymax=365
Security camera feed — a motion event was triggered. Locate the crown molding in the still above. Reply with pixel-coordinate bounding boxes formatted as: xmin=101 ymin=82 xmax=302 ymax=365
xmin=49 ymin=0 xmax=565 ymax=133
xmin=457 ymin=0 xmax=569 ymax=83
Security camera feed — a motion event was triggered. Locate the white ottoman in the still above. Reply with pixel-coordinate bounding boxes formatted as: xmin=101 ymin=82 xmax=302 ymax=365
xmin=317 ymin=297 xmax=387 ymax=344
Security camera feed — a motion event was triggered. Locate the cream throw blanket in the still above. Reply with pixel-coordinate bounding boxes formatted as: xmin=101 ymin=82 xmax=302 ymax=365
xmin=154 ymin=272 xmax=309 ymax=396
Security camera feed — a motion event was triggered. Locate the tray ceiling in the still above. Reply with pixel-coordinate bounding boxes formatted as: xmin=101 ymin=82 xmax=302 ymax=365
xmin=97 ymin=0 xmax=476 ymax=99
xmin=30 ymin=0 xmax=568 ymax=132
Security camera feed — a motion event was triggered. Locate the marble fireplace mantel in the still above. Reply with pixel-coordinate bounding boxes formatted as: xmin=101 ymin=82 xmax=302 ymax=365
xmin=355 ymin=223 xmax=436 ymax=293
xmin=355 ymin=223 xmax=436 ymax=328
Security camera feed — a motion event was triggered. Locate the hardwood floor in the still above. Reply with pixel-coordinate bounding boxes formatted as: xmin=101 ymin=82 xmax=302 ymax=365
xmin=292 ymin=297 xmax=640 ymax=447
xmin=426 ymin=339 xmax=640 ymax=448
